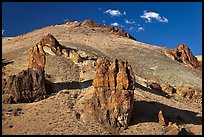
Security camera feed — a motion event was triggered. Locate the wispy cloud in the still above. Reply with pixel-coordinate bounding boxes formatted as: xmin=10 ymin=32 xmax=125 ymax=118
xmin=98 ymin=7 xmax=102 ymax=10
xmin=140 ymin=10 xmax=168 ymax=23
xmin=2 ymin=30 xmax=5 ymax=35
xmin=104 ymin=9 xmax=123 ymax=16
xmin=64 ymin=19 xmax=69 ymax=22
xmin=123 ymin=11 xmax=126 ymax=15
xmin=111 ymin=22 xmax=120 ymax=27
xmin=125 ymin=19 xmax=136 ymax=24
xmin=128 ymin=27 xmax=134 ymax=31
xmin=137 ymin=27 xmax=144 ymax=32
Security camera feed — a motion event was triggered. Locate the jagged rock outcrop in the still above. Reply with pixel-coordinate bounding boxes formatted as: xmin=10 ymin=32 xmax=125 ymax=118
xmin=168 ymin=44 xmax=202 ymax=70
xmin=40 ymin=33 xmax=63 ymax=56
xmin=2 ymin=68 xmax=47 ymax=103
xmin=91 ymin=57 xmax=135 ymax=131
xmin=28 ymin=44 xmax=46 ymax=69
xmin=40 ymin=34 xmax=85 ymax=64
xmin=65 ymin=20 xmax=136 ymax=40
xmin=176 ymin=84 xmax=202 ymax=102
xmin=2 ymin=44 xmax=47 ymax=103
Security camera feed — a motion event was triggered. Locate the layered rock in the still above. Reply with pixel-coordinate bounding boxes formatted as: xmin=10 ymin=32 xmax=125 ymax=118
xmin=91 ymin=57 xmax=135 ymax=131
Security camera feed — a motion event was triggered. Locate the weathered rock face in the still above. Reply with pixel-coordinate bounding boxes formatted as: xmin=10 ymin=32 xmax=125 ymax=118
xmin=40 ymin=33 xmax=63 ymax=56
xmin=2 ymin=44 xmax=47 ymax=103
xmin=69 ymin=50 xmax=83 ymax=64
xmin=176 ymin=84 xmax=202 ymax=102
xmin=28 ymin=44 xmax=46 ymax=69
xmin=91 ymin=57 xmax=135 ymax=131
xmin=2 ymin=68 xmax=47 ymax=103
xmin=160 ymin=83 xmax=176 ymax=95
xmin=146 ymin=80 xmax=162 ymax=91
xmin=169 ymin=44 xmax=202 ymax=70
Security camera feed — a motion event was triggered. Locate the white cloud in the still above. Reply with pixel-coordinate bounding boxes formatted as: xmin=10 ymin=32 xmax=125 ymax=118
xmin=124 ymin=11 xmax=126 ymax=15
xmin=98 ymin=7 xmax=102 ymax=10
xmin=104 ymin=9 xmax=122 ymax=16
xmin=74 ymin=21 xmax=78 ymax=23
xmin=140 ymin=10 xmax=168 ymax=23
xmin=111 ymin=22 xmax=120 ymax=27
xmin=137 ymin=27 xmax=144 ymax=32
xmin=125 ymin=19 xmax=135 ymax=24
xmin=128 ymin=27 xmax=134 ymax=31
xmin=2 ymin=30 xmax=4 ymax=35
xmin=64 ymin=19 xmax=69 ymax=22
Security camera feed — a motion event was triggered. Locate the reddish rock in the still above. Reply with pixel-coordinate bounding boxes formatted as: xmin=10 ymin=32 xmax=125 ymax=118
xmin=169 ymin=44 xmax=202 ymax=70
xmin=146 ymin=80 xmax=162 ymax=91
xmin=80 ymin=19 xmax=102 ymax=27
xmin=40 ymin=33 xmax=63 ymax=56
xmin=91 ymin=57 xmax=135 ymax=131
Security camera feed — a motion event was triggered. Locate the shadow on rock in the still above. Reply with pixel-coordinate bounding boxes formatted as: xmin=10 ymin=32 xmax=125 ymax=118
xmin=2 ymin=59 xmax=14 ymax=68
xmin=45 ymin=79 xmax=93 ymax=94
xmin=129 ymin=100 xmax=202 ymax=126
xmin=135 ymin=82 xmax=170 ymax=98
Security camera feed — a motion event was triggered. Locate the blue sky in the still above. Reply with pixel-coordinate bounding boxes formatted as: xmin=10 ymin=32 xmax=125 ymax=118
xmin=2 ymin=2 xmax=202 ymax=55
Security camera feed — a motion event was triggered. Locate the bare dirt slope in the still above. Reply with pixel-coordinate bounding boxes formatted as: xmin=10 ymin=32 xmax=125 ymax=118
xmin=2 ymin=20 xmax=202 ymax=135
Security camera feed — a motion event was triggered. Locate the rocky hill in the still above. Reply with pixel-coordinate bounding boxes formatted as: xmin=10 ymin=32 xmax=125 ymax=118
xmin=2 ymin=20 xmax=202 ymax=135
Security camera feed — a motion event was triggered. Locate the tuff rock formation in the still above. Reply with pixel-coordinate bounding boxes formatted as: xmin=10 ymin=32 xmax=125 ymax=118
xmin=28 ymin=44 xmax=46 ymax=69
xmin=2 ymin=44 xmax=47 ymax=103
xmin=2 ymin=68 xmax=47 ymax=103
xmin=91 ymin=57 xmax=135 ymax=131
xmin=176 ymin=84 xmax=202 ymax=102
xmin=40 ymin=33 xmax=63 ymax=56
xmin=169 ymin=44 xmax=202 ymax=70
xmin=158 ymin=110 xmax=166 ymax=126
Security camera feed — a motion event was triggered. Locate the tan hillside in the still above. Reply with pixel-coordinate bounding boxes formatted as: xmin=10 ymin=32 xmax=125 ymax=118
xmin=2 ymin=20 xmax=202 ymax=135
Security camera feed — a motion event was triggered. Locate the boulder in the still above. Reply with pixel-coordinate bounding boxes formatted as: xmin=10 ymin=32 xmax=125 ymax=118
xmin=146 ymin=80 xmax=162 ymax=91
xmin=91 ymin=57 xmax=135 ymax=131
